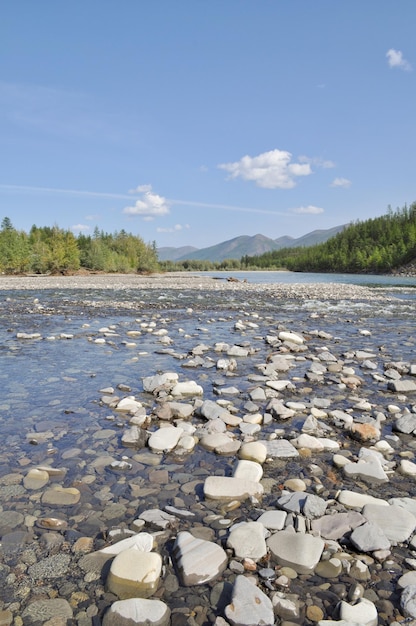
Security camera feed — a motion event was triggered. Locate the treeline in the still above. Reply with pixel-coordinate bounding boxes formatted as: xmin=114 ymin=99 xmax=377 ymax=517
xmin=244 ymin=203 xmax=416 ymax=273
xmin=159 ymin=258 xmax=244 ymax=272
xmin=0 ymin=218 xmax=159 ymax=274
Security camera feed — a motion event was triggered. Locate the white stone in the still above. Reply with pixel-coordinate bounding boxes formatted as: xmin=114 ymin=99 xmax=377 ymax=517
xmin=106 ymin=549 xmax=162 ymax=599
xmin=171 ymin=381 xmax=203 ymax=396
xmin=239 ymin=441 xmax=267 ymax=464
xmin=227 ymin=522 xmax=267 ymax=560
xmin=256 ymin=510 xmax=287 ymax=531
xmin=225 ymin=575 xmax=274 ymax=626
xmin=204 ymin=476 xmax=263 ymax=501
xmin=173 ymin=531 xmax=227 ymax=586
xmin=267 ymin=530 xmax=325 ymax=574
xmin=337 ymin=490 xmax=389 ymax=510
xmin=100 ymin=533 xmax=153 ymax=555
xmin=233 ymin=460 xmax=263 ymax=482
xmin=339 ymin=598 xmax=378 ymax=626
xmin=102 ymin=598 xmax=171 ymax=626
xmin=362 ymin=503 xmax=416 ymax=543
xmin=278 ymin=331 xmax=304 ymax=344
xmin=148 ymin=426 xmax=184 ymax=453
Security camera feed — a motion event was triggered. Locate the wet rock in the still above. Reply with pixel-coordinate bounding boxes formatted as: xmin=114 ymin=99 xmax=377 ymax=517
xmin=21 ymin=599 xmax=73 ymax=622
xmin=23 ymin=468 xmax=50 ymax=489
xmin=41 ymin=486 xmax=81 ymax=506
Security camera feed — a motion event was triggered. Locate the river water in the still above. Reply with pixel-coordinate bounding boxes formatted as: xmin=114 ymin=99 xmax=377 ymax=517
xmin=0 ymin=273 xmax=415 ymax=621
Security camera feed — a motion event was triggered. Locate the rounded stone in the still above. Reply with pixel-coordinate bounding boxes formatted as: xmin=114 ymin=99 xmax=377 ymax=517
xmin=106 ymin=549 xmax=162 ymax=599
xmin=306 ymin=605 xmax=324 ymax=622
xmin=102 ymin=598 xmax=171 ymax=626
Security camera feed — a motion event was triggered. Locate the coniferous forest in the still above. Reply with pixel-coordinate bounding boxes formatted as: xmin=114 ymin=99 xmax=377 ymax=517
xmin=242 ymin=203 xmax=416 ymax=273
xmin=0 ymin=203 xmax=415 ymax=275
xmin=0 ymin=219 xmax=159 ymax=274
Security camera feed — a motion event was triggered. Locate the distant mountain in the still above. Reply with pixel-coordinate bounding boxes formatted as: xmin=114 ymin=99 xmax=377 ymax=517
xmin=157 ymin=245 xmax=198 ymax=261
xmin=158 ymin=225 xmax=346 ymax=262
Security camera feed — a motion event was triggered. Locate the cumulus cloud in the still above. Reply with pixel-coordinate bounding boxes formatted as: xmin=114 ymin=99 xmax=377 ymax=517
xmin=291 ymin=205 xmax=324 ymax=215
xmin=331 ymin=177 xmax=352 ymax=188
xmin=123 ymin=185 xmax=170 ymax=220
xmin=218 ymin=149 xmax=312 ymax=189
xmin=386 ymin=49 xmax=412 ymax=71
xmin=157 ymin=224 xmax=190 ymax=233
xmin=71 ymin=224 xmax=90 ymax=232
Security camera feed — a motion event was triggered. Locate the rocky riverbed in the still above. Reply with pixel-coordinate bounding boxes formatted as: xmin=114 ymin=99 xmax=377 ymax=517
xmin=0 ymin=275 xmax=415 ymax=626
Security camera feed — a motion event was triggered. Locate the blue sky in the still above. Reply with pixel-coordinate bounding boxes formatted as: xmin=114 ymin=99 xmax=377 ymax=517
xmin=1 ymin=1 xmax=415 ymax=250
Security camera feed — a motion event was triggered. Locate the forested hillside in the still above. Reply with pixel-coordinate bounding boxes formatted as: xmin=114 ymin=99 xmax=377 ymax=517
xmin=243 ymin=203 xmax=416 ymax=273
xmin=0 ymin=219 xmax=159 ymax=274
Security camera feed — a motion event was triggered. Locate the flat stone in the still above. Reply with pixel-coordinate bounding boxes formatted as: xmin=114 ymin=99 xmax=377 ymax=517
xmin=343 ymin=459 xmax=389 ymax=485
xmin=388 ymin=380 xmax=416 ymax=393
xmin=23 ymin=468 xmax=49 ymax=490
xmin=171 ymin=381 xmax=203 ymax=396
xmin=148 ymin=426 xmax=184 ymax=453
xmin=106 ymin=549 xmax=162 ymax=599
xmin=102 ymin=598 xmax=171 ymax=626
xmin=349 ymin=521 xmax=391 ymax=552
xmin=100 ymin=533 xmax=154 ymax=555
xmin=256 ymin=510 xmax=287 ymax=531
xmin=41 ymin=486 xmax=80 ymax=506
xmin=267 ymin=530 xmax=325 ymax=574
xmin=279 ymin=331 xmax=304 ymax=344
xmin=233 ymin=460 xmax=263 ymax=482
xmin=262 ymin=439 xmax=299 ymax=458
xmin=362 ymin=503 xmax=416 ymax=543
xmin=21 ymin=599 xmax=73 ymax=621
xmin=173 ymin=531 xmax=227 ymax=586
xmin=225 ymin=575 xmax=274 ymax=626
xmin=143 ymin=373 xmax=178 ymax=393
xmin=339 ymin=598 xmax=378 ymax=626
xmin=227 ymin=522 xmax=267 ymax=560
xmin=337 ymin=490 xmax=389 ymax=509
xmin=204 ymin=476 xmax=263 ymax=501
xmin=311 ymin=511 xmax=366 ymax=540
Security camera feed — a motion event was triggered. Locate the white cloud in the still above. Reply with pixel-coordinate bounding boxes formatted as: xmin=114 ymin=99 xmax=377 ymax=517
xmin=218 ymin=149 xmax=312 ymax=189
xmin=71 ymin=224 xmax=90 ymax=232
xmin=331 ymin=177 xmax=351 ymax=188
xmin=292 ymin=205 xmax=324 ymax=215
xmin=123 ymin=185 xmax=170 ymax=220
xmin=386 ymin=49 xmax=412 ymax=71
xmin=157 ymin=224 xmax=190 ymax=233
xmin=129 ymin=184 xmax=152 ymax=194
xmin=299 ymin=156 xmax=335 ymax=169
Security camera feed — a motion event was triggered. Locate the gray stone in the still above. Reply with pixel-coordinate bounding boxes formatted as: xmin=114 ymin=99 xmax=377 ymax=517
xmin=262 ymin=439 xmax=299 ymax=458
xmin=388 ymin=380 xmax=416 ymax=393
xmin=401 ymin=585 xmax=416 ymax=618
xmin=256 ymin=510 xmax=287 ymax=531
xmin=21 ymin=599 xmax=73 ymax=621
xmin=349 ymin=521 xmax=391 ymax=552
xmin=267 ymin=530 xmax=324 ymax=574
xmin=362 ymin=503 xmax=416 ymax=543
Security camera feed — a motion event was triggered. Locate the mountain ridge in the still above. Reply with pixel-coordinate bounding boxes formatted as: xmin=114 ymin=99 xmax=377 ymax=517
xmin=157 ymin=225 xmax=346 ymax=262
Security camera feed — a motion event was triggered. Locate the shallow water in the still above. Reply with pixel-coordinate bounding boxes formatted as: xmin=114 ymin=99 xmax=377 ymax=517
xmin=0 ymin=284 xmax=415 ymax=621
